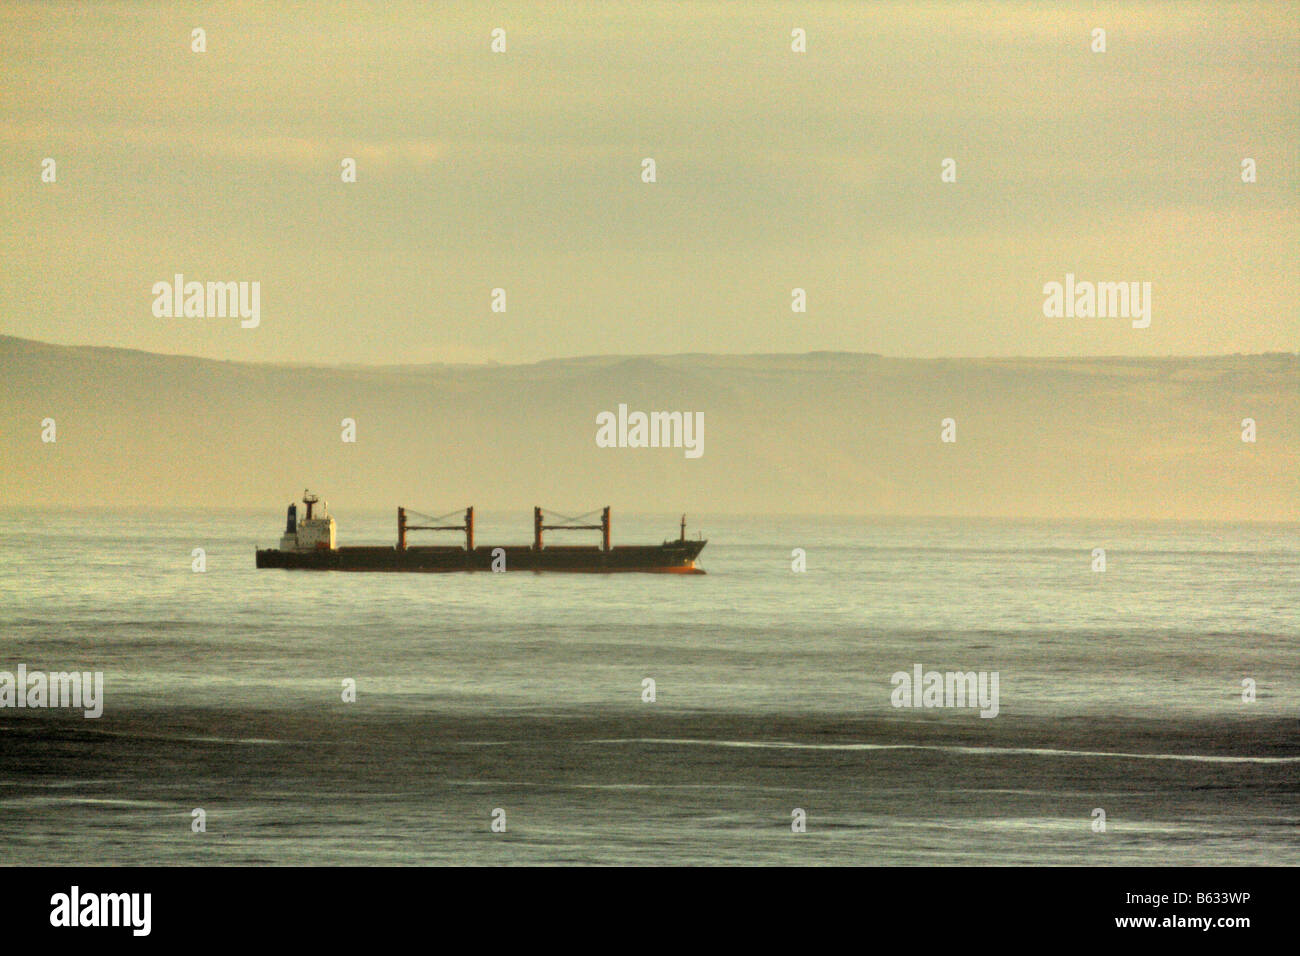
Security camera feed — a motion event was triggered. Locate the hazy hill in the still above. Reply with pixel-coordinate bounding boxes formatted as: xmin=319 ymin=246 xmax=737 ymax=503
xmin=1 ymin=335 xmax=1295 ymax=520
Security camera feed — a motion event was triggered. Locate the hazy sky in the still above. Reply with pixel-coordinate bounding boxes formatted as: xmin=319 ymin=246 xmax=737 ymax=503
xmin=1 ymin=1 xmax=1296 ymax=364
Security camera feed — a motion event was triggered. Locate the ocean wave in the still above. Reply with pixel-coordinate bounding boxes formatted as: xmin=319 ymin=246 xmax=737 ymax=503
xmin=580 ymin=738 xmax=1300 ymax=764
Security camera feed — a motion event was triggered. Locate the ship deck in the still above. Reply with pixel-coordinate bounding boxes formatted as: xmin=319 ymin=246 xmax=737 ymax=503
xmin=255 ymin=541 xmax=706 ymax=573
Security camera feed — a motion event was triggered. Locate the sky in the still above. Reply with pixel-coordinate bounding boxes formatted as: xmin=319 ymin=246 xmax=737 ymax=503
xmin=1 ymin=1 xmax=1296 ymax=365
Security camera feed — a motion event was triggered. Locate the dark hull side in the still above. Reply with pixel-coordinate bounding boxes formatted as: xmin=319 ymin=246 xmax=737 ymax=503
xmin=255 ymin=541 xmax=706 ymax=573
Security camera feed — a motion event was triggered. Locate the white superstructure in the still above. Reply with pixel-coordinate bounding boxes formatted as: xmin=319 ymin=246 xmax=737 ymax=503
xmin=279 ymin=491 xmax=336 ymax=551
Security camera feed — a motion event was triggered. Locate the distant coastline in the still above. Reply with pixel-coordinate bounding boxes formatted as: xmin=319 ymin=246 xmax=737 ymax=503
xmin=2 ymin=335 xmax=1296 ymax=521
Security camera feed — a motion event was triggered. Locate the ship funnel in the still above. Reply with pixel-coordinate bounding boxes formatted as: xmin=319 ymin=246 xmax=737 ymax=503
xmin=286 ymin=503 xmax=297 ymax=534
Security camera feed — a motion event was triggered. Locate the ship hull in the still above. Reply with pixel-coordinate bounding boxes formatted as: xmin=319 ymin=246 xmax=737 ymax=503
xmin=255 ymin=541 xmax=706 ymax=573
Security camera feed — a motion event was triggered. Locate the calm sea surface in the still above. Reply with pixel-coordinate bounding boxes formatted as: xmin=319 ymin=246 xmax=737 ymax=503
xmin=1 ymin=510 xmax=1296 ymax=865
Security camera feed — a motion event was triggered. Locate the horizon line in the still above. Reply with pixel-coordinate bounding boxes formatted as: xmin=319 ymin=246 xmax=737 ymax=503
xmin=1 ymin=503 xmax=1297 ymax=528
xmin=3 ymin=333 xmax=1296 ymax=372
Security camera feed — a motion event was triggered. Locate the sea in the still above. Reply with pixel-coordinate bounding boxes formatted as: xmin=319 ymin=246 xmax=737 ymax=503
xmin=0 ymin=509 xmax=1296 ymax=865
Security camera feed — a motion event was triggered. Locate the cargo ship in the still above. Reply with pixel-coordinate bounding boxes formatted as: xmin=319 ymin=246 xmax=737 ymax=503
xmin=255 ymin=492 xmax=706 ymax=573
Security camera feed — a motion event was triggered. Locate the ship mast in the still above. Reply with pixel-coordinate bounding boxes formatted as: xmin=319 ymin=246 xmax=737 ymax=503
xmin=533 ymin=506 xmax=612 ymax=551
xmin=399 ymin=505 xmax=474 ymax=551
